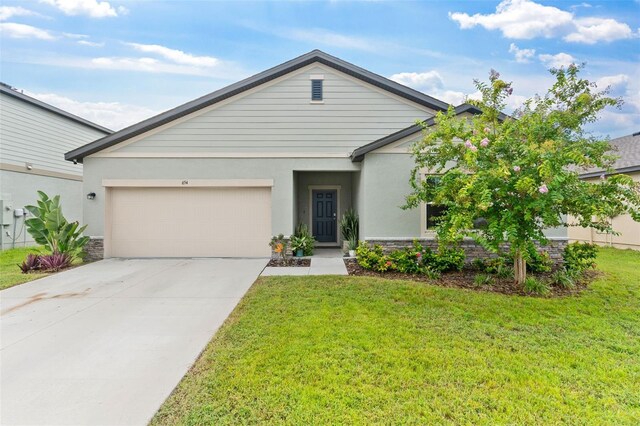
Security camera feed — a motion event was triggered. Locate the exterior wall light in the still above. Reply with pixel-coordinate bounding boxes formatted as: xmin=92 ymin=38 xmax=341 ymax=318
xmin=87 ymin=192 xmax=96 ymax=200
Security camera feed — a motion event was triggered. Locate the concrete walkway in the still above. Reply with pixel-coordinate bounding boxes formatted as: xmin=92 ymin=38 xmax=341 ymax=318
xmin=0 ymin=257 xmax=267 ymax=426
xmin=261 ymin=256 xmax=348 ymax=276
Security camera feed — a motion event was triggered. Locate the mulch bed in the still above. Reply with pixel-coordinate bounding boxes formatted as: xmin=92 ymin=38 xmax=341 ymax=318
xmin=344 ymin=258 xmax=598 ymax=297
xmin=267 ymin=257 xmax=311 ymax=267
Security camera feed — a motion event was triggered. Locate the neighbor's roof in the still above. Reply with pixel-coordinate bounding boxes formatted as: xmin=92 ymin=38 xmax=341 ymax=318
xmin=0 ymin=83 xmax=112 ymax=134
xmin=580 ymin=132 xmax=640 ymax=178
xmin=65 ymin=49 xmax=451 ymax=163
xmin=350 ymin=103 xmax=505 ymax=162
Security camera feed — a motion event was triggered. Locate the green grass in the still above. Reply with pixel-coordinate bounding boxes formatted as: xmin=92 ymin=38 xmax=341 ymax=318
xmin=153 ymin=247 xmax=640 ymax=425
xmin=0 ymin=247 xmax=50 ymax=290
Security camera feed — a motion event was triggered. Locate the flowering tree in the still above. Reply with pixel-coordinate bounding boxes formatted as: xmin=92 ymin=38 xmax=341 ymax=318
xmin=404 ymin=66 xmax=640 ymax=285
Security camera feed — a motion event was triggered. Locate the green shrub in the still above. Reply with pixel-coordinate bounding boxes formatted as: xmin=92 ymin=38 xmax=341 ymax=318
xmin=25 ymin=191 xmax=89 ymax=260
xmin=339 ymin=209 xmax=359 ymax=242
xmin=563 ymin=242 xmax=598 ymax=273
xmin=356 ymin=242 xmax=386 ymax=271
xmin=431 ymin=247 xmax=465 ymax=272
xmin=549 ymin=269 xmax=575 ymax=289
xmin=474 ymin=273 xmax=494 ymax=287
xmin=525 ymin=248 xmax=553 ymax=273
xmin=293 ymin=223 xmax=315 ymax=255
xmin=523 ymin=276 xmax=550 ymax=295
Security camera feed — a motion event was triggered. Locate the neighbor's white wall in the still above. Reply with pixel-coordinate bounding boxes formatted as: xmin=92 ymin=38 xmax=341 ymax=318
xmin=0 ymin=93 xmax=107 ymax=176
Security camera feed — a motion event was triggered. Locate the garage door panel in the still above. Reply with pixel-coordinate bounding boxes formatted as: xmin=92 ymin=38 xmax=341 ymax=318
xmin=108 ymin=187 xmax=271 ymax=257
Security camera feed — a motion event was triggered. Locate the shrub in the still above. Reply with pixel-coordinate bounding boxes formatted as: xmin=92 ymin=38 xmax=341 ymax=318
xmin=339 ymin=209 xmax=359 ymax=242
xmin=431 ymin=247 xmax=465 ymax=272
xmin=25 ymin=191 xmax=89 ymax=260
xmin=292 ymin=223 xmax=315 ymax=256
xmin=424 ymin=267 xmax=441 ymax=280
xmin=39 ymin=253 xmax=72 ymax=272
xmin=523 ymin=276 xmax=550 ymax=295
xmin=18 ymin=253 xmax=41 ymax=273
xmin=474 ymin=273 xmax=494 ymax=287
xmin=524 ymin=248 xmax=553 ymax=273
xmin=550 ymin=269 xmax=575 ymax=289
xmin=563 ymin=242 xmax=598 ymax=273
xmin=269 ymin=234 xmax=289 ymax=260
xmin=356 ymin=242 xmax=386 ymax=271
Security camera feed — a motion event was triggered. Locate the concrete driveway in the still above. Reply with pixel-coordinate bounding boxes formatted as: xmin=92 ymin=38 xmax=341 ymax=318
xmin=0 ymin=258 xmax=267 ymax=425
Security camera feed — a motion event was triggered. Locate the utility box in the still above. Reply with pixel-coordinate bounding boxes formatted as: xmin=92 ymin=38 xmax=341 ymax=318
xmin=1 ymin=194 xmax=14 ymax=225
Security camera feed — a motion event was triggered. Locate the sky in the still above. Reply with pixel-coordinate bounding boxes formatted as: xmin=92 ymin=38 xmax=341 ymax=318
xmin=1 ymin=0 xmax=638 ymax=137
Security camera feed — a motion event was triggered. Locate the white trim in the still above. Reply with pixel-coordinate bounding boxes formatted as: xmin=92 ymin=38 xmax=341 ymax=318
xmin=308 ymin=185 xmax=341 ymax=244
xmin=102 ymin=179 xmax=274 ymax=188
xmin=91 ymin=152 xmax=350 ymax=159
xmin=309 ymin=101 xmax=325 ymax=105
xmin=0 ymin=163 xmax=83 ymax=181
xmin=309 ymin=74 xmax=324 ymax=80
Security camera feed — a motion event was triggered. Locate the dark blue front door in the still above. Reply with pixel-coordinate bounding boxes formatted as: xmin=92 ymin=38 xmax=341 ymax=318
xmin=312 ymin=190 xmax=337 ymax=243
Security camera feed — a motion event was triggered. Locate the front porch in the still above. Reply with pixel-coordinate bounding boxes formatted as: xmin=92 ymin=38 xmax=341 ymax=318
xmin=293 ymin=171 xmax=360 ymax=248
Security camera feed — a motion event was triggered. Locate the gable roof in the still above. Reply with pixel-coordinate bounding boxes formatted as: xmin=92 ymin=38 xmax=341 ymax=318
xmin=65 ymin=49 xmax=451 ymax=163
xmin=1 ymin=83 xmax=112 ymax=134
xmin=580 ymin=132 xmax=640 ymax=178
xmin=351 ymin=103 xmax=491 ymax=162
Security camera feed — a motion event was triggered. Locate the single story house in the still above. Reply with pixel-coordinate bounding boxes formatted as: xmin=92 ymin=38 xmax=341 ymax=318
xmin=65 ymin=50 xmax=567 ymax=259
xmin=569 ymin=131 xmax=640 ymax=250
xmin=0 ymin=83 xmax=112 ymax=250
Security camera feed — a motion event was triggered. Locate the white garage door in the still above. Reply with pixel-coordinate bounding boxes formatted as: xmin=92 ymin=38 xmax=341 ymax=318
xmin=106 ymin=186 xmax=271 ymax=258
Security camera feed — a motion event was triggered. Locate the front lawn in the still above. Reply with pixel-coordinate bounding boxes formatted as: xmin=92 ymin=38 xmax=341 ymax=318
xmin=153 ymin=247 xmax=640 ymax=425
xmin=0 ymin=247 xmax=50 ymax=290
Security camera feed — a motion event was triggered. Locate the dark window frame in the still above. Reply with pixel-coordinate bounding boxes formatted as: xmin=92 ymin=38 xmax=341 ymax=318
xmin=311 ymin=79 xmax=323 ymax=101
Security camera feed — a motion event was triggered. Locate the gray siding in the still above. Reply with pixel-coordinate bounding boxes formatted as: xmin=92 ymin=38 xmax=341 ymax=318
xmin=0 ymin=93 xmax=107 ymax=176
xmin=113 ymin=65 xmax=433 ymax=155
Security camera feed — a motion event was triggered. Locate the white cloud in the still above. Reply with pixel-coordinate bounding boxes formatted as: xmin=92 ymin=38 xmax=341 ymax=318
xmin=0 ymin=22 xmax=55 ymax=40
xmin=77 ymin=39 xmax=104 ymax=47
xmin=41 ymin=0 xmax=127 ymax=18
xmin=509 ymin=43 xmax=536 ymax=63
xmin=450 ymin=0 xmax=635 ymax=44
xmin=595 ymin=74 xmax=629 ymax=92
xmin=450 ymin=0 xmax=573 ymax=39
xmin=565 ymin=17 xmax=636 ymax=44
xmin=539 ymin=52 xmax=576 ymax=68
xmin=0 ymin=6 xmax=38 ymax=21
xmin=125 ymin=43 xmax=219 ymax=67
xmin=26 ymin=91 xmax=158 ymax=131
xmin=389 ymin=70 xmax=481 ymax=106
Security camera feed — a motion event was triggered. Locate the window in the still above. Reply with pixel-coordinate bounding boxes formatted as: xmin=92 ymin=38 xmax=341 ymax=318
xmin=426 ymin=204 xmax=447 ymax=229
xmin=311 ymin=79 xmax=323 ymax=101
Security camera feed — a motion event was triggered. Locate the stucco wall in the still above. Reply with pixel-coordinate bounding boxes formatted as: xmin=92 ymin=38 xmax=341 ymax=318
xmin=568 ymin=172 xmax=640 ymax=250
xmin=82 ymin=157 xmax=360 ymax=238
xmin=360 ymin=152 xmax=568 ymax=240
xmin=0 ymin=170 xmax=82 ymax=250
xmin=360 ymin=153 xmax=421 ymax=238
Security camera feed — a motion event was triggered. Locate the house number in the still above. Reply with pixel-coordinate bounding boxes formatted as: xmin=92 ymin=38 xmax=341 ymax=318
xmin=181 ymin=180 xmax=189 ymax=185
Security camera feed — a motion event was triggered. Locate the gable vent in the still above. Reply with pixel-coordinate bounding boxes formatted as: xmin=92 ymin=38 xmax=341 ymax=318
xmin=311 ymin=79 xmax=323 ymax=101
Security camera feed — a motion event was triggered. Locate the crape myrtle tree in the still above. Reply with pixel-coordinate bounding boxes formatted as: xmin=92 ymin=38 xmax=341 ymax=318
xmin=404 ymin=65 xmax=640 ymax=285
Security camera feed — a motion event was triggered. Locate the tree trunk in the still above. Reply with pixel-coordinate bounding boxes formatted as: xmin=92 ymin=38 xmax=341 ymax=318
xmin=514 ymin=249 xmax=527 ymax=286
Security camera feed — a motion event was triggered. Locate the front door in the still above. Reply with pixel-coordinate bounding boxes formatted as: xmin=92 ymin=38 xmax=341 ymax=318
xmin=312 ymin=189 xmax=337 ymax=243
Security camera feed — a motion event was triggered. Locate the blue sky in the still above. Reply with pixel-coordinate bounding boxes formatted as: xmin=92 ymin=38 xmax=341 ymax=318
xmin=1 ymin=0 xmax=638 ymax=137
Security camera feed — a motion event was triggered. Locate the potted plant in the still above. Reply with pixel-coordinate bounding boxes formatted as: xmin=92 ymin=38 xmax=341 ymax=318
xmin=347 ymin=236 xmax=358 ymax=257
xmin=339 ymin=209 xmax=359 ymax=254
xmin=293 ymin=223 xmax=316 ymax=256
xmin=290 ymin=235 xmax=309 ymax=257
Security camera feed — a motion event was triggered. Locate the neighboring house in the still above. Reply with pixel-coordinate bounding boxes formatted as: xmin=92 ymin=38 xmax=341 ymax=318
xmin=65 ymin=50 xmax=567 ymax=259
xmin=0 ymin=83 xmax=112 ymax=250
xmin=569 ymin=132 xmax=640 ymax=250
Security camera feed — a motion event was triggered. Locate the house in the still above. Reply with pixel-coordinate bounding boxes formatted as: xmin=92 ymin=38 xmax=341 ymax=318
xmin=0 ymin=83 xmax=112 ymax=250
xmin=65 ymin=50 xmax=568 ymax=260
xmin=569 ymin=131 xmax=640 ymax=250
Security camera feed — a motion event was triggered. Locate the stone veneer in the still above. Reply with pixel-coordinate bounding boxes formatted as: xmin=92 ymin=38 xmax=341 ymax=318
xmin=84 ymin=237 xmax=104 ymax=262
xmin=364 ymin=238 xmax=568 ymax=264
